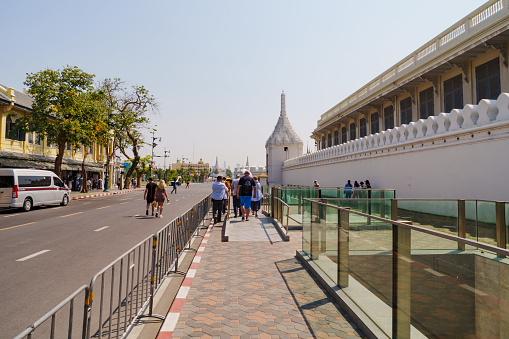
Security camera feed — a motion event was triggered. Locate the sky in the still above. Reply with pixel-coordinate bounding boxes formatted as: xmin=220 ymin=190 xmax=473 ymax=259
xmin=2 ymin=0 xmax=486 ymax=170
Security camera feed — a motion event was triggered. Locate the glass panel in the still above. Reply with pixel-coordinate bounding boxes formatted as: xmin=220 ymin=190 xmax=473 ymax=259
xmin=476 ymin=201 xmax=497 ymax=247
xmin=346 ymin=212 xmax=392 ymax=337
xmin=465 ymin=200 xmax=478 ymax=241
xmin=314 ymin=205 xmax=339 ymax=285
xmin=397 ymin=200 xmax=458 ymax=240
xmin=302 ymin=199 xmax=311 ymax=256
xmin=506 ymin=203 xmax=509 ymax=248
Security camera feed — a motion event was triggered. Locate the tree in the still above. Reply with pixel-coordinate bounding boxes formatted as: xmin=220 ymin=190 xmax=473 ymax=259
xmin=22 ymin=65 xmax=97 ymax=177
xmin=226 ymin=168 xmax=232 ymax=178
xmin=133 ymin=155 xmax=151 ymax=186
xmin=99 ymin=78 xmax=157 ymax=189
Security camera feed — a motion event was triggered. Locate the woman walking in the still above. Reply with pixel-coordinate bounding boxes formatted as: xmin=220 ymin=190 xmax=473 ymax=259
xmin=155 ymin=180 xmax=169 ymax=218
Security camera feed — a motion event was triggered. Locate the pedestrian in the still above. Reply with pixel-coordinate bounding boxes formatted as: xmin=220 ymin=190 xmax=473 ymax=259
xmin=98 ymin=178 xmax=103 ymax=190
xmin=211 ymin=176 xmax=227 ymax=223
xmin=365 ymin=180 xmax=371 ymax=188
xmin=344 ymin=180 xmax=353 ymax=198
xmin=353 ymin=180 xmax=360 ymax=198
xmin=117 ymin=178 xmax=121 ymax=189
xmin=222 ymin=176 xmax=230 ymax=215
xmin=251 ymin=176 xmax=263 ymax=217
xmin=186 ymin=180 xmax=190 ymax=189
xmin=170 ymin=179 xmax=177 ymax=194
xmin=237 ymin=170 xmax=257 ymax=221
xmin=360 ymin=181 xmax=365 ymax=189
xmin=144 ymin=177 xmax=157 ymax=216
xmin=231 ymin=174 xmax=241 ymax=218
xmin=68 ymin=180 xmax=73 ymax=191
xmin=154 ymin=179 xmax=169 ymax=218
xmin=313 ymin=180 xmax=320 ymax=188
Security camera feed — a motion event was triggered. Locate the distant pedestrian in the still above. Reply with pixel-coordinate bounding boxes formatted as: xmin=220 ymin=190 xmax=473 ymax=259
xmin=211 ymin=176 xmax=227 ymax=223
xmin=144 ymin=177 xmax=157 ymax=216
xmin=231 ymin=174 xmax=241 ymax=218
xmin=344 ymin=180 xmax=353 ymax=198
xmin=360 ymin=181 xmax=365 ymax=189
xmin=222 ymin=176 xmax=230 ymax=214
xmin=186 ymin=180 xmax=190 ymax=189
xmin=353 ymin=180 xmax=359 ymax=198
xmin=117 ymin=178 xmax=121 ymax=189
xmin=154 ymin=180 xmax=169 ymax=218
xmin=313 ymin=180 xmax=320 ymax=188
xmin=251 ymin=176 xmax=263 ymax=217
xmin=170 ymin=179 xmax=177 ymax=194
xmin=365 ymin=180 xmax=371 ymax=189
xmin=237 ymin=170 xmax=257 ymax=221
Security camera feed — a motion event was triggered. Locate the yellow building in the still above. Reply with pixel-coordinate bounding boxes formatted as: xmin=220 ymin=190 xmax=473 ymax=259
xmin=172 ymin=158 xmax=210 ymax=173
xmin=0 ymin=84 xmax=108 ymax=182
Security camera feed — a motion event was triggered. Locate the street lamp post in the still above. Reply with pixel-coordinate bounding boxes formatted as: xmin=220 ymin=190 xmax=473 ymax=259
xmin=103 ymin=113 xmax=115 ymax=192
xmin=151 ymin=129 xmax=161 ymax=178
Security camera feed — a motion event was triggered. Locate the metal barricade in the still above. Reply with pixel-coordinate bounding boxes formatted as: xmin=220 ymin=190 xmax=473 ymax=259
xmin=14 ymin=194 xmax=212 ymax=339
xmin=13 ymin=285 xmax=89 ymax=339
xmin=275 ymin=197 xmax=290 ymax=236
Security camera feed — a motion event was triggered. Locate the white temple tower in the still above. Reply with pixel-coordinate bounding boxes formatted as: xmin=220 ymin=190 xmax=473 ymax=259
xmin=265 ymin=91 xmax=303 ymax=185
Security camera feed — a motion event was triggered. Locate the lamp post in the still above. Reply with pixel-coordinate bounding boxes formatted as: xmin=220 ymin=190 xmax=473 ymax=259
xmin=103 ymin=113 xmax=115 ymax=192
xmin=151 ymin=128 xmax=161 ymax=178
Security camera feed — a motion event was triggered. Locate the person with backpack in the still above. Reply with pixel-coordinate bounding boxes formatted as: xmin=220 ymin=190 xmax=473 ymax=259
xmin=237 ymin=170 xmax=257 ymax=221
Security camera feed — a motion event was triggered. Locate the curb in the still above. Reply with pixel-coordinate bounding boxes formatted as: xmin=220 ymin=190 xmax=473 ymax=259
xmin=156 ymin=222 xmax=215 ymax=339
xmin=71 ymin=188 xmax=144 ymax=201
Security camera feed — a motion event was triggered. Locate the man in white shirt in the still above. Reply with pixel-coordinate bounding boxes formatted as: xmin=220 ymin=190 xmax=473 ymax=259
xmin=231 ymin=174 xmax=240 ymax=218
xmin=211 ymin=176 xmax=227 ymax=223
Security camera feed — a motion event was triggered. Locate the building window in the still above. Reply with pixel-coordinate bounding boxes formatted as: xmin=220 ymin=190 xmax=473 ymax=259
xmin=359 ymin=118 xmax=367 ymax=138
xmin=341 ymin=127 xmax=347 ymax=144
xmin=400 ymin=97 xmax=412 ymax=124
xmin=66 ymin=142 xmax=71 ymax=151
xmin=327 ymin=133 xmax=332 ymax=148
xmin=419 ymin=87 xmax=434 ymax=119
xmin=370 ymin=112 xmax=379 ymax=134
xmin=321 ymin=136 xmax=326 ymax=149
xmin=5 ymin=117 xmax=25 ymax=141
xmin=384 ymin=106 xmax=394 ymax=130
xmin=350 ymin=123 xmax=356 ymax=141
xmin=334 ymin=130 xmax=339 ymax=145
xmin=444 ymin=74 xmax=463 ymax=112
xmin=476 ymin=57 xmax=501 ymax=102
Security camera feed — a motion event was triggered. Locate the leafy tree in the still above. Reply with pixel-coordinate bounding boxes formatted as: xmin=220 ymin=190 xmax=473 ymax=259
xmin=22 ymin=66 xmax=97 ymax=177
xmin=99 ymin=78 xmax=157 ymax=189
xmin=226 ymin=168 xmax=232 ymax=178
xmin=133 ymin=155 xmax=152 ymax=187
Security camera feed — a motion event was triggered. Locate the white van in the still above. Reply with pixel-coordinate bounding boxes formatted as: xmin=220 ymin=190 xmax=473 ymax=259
xmin=0 ymin=168 xmax=70 ymax=212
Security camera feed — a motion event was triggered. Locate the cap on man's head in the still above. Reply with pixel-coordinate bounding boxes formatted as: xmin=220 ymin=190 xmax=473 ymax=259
xmin=244 ymin=170 xmax=250 ymax=175
xmin=314 ymin=180 xmax=317 ymax=182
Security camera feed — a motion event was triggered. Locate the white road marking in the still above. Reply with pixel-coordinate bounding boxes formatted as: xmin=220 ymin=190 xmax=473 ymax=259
xmin=94 ymin=226 xmax=110 ymax=232
xmin=3 ymin=214 xmax=20 ymax=218
xmin=83 ymin=202 xmax=90 ymax=205
xmin=17 ymin=250 xmax=50 ymax=262
xmin=53 ymin=207 xmax=63 ymax=210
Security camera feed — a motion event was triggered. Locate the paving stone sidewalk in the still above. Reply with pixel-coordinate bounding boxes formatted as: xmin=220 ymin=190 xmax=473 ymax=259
xmin=166 ymin=216 xmax=365 ymax=338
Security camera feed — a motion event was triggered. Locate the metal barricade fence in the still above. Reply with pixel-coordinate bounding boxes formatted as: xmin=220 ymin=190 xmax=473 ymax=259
xmin=15 ymin=194 xmax=211 ymax=339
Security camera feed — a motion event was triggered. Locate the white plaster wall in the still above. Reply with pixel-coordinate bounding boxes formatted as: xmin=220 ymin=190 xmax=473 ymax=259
xmin=282 ymin=134 xmax=509 ymax=201
xmin=267 ymin=144 xmax=302 ymax=185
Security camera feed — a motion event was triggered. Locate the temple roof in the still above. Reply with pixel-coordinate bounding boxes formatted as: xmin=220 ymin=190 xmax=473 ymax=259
xmin=265 ymin=91 xmax=303 ymax=147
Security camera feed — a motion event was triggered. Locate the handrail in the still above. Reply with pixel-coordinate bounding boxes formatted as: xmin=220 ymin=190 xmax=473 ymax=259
xmin=275 ymin=197 xmax=290 ymax=235
xmin=303 ymin=198 xmax=509 ymax=257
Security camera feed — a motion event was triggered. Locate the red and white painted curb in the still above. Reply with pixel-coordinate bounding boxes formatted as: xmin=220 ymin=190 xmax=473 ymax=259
xmin=71 ymin=188 xmax=144 ymax=200
xmin=156 ymin=222 xmax=214 ymax=339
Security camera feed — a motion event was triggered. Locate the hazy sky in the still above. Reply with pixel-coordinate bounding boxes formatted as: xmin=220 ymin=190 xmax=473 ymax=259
xmin=3 ymin=0 xmax=485 ymax=170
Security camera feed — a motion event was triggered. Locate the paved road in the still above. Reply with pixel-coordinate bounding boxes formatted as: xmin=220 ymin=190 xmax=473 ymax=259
xmin=0 ymin=183 xmax=211 ymax=338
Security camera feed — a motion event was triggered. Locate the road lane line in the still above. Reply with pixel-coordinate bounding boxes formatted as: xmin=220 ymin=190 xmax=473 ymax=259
xmin=83 ymin=202 xmax=91 ymax=204
xmin=95 ymin=226 xmax=110 ymax=232
xmin=17 ymin=250 xmax=50 ymax=262
xmin=58 ymin=212 xmax=83 ymax=218
xmin=0 ymin=222 xmax=37 ymax=231
xmin=3 ymin=213 xmax=20 ymax=218
xmin=119 ymin=202 xmax=130 ymax=205
xmin=97 ymin=206 xmax=111 ymax=210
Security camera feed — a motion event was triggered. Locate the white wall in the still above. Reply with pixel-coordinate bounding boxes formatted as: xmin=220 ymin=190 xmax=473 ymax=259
xmin=267 ymin=144 xmax=302 ymax=185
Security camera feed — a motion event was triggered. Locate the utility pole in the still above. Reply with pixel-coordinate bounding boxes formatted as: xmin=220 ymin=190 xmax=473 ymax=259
xmin=163 ymin=148 xmax=170 ymax=181
xmin=151 ymin=129 xmax=161 ymax=178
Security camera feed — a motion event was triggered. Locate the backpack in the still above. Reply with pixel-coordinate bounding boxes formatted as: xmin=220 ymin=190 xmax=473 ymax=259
xmin=241 ymin=177 xmax=252 ymax=195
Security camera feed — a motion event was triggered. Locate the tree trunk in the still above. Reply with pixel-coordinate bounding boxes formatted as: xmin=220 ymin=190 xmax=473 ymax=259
xmin=81 ymin=148 xmax=89 ymax=193
xmin=136 ymin=170 xmax=143 ymax=188
xmin=54 ymin=142 xmax=66 ymax=178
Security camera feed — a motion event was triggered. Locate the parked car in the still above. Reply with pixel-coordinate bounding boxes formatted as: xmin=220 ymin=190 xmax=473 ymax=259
xmin=0 ymin=168 xmax=70 ymax=212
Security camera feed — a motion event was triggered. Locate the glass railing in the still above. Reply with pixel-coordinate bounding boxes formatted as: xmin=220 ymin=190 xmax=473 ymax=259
xmin=302 ymin=198 xmax=509 ymax=338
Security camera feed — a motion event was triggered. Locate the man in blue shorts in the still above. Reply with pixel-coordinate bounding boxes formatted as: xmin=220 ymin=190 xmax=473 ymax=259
xmin=237 ymin=170 xmax=257 ymax=221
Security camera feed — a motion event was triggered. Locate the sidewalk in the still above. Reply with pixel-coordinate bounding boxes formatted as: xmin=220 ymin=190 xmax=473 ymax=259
xmin=155 ymin=214 xmax=365 ymax=338
xmin=69 ymin=187 xmax=144 ymax=200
